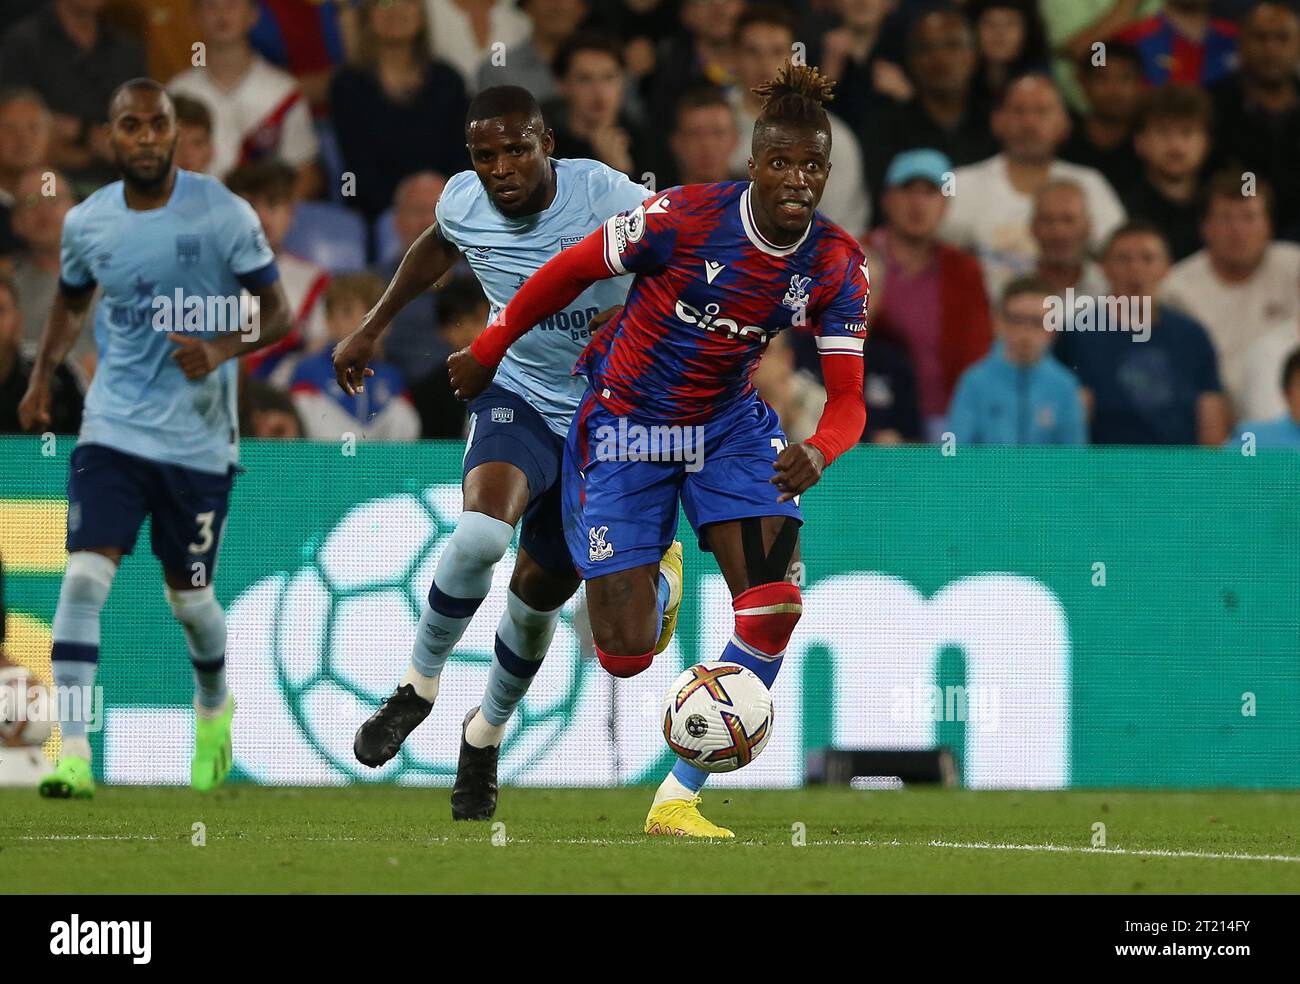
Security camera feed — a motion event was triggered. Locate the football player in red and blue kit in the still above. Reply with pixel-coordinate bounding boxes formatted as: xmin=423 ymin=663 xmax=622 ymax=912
xmin=449 ymin=63 xmax=869 ymax=837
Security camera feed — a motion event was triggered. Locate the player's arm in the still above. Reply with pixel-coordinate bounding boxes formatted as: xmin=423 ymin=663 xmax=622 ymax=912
xmin=18 ymin=284 xmax=94 ymax=432
xmin=168 ymin=279 xmax=295 ymax=380
xmin=335 ymin=221 xmax=461 ymax=395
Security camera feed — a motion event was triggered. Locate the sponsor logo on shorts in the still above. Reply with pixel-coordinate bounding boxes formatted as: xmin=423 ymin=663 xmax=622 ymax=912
xmin=491 ymin=408 xmax=514 ymax=424
xmin=588 ymin=525 xmax=614 ymax=562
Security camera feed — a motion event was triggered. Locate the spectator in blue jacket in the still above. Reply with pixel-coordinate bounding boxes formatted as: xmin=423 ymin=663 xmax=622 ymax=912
xmin=947 ymin=275 xmax=1088 ymax=445
xmin=1227 ymin=347 xmax=1300 ymax=451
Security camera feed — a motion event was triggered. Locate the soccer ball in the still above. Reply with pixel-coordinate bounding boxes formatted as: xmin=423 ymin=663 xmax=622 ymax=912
xmin=0 ymin=663 xmax=52 ymax=748
xmin=660 ymin=662 xmax=773 ymax=773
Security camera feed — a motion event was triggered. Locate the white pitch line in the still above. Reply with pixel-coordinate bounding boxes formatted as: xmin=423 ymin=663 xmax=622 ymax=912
xmin=920 ymin=839 xmax=1300 ymax=864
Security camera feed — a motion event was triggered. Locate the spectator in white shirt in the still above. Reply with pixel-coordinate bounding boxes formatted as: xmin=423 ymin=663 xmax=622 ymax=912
xmin=426 ymin=0 xmax=531 ymax=95
xmin=1031 ymin=179 xmax=1109 ymax=299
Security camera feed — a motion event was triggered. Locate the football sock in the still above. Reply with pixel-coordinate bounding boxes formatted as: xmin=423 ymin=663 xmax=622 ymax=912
xmin=51 ymin=552 xmax=115 ymax=748
xmin=465 ymin=710 xmax=505 ymax=749
xmin=400 ymin=665 xmax=440 ymax=703
xmin=409 ymin=512 xmax=513 ymax=681
xmin=166 ymin=585 xmax=228 ymax=711
xmin=478 ymin=591 xmax=561 ymax=735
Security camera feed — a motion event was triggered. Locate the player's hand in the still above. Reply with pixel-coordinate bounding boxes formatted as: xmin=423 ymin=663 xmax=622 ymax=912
xmin=771 ymin=442 xmax=826 ymax=503
xmin=168 ymin=334 xmax=223 ymax=379
xmin=589 ymin=305 xmax=622 ymax=334
xmin=333 ymin=329 xmax=378 ymax=396
xmin=447 ymin=346 xmax=495 ymax=401
xmin=17 ymin=376 xmax=52 ymax=432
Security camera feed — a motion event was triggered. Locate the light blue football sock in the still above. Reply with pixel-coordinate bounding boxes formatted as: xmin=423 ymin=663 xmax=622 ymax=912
xmin=50 ymin=552 xmax=115 ymax=743
xmin=481 ymin=591 xmax=561 ymax=727
xmin=166 ymin=585 xmax=228 ymax=711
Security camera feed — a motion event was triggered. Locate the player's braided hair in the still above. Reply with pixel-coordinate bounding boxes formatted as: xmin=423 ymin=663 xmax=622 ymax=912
xmin=751 ymin=61 xmax=835 ymax=153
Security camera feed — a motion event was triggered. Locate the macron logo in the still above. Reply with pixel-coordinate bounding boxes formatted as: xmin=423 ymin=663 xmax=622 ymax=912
xmin=704 ymin=260 xmax=725 ymax=284
xmin=50 ymin=915 xmax=152 ymax=965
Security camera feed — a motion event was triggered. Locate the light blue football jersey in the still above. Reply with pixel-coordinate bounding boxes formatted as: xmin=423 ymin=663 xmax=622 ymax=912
xmin=434 ymin=158 xmax=651 ymax=435
xmin=60 ymin=169 xmax=278 ymax=474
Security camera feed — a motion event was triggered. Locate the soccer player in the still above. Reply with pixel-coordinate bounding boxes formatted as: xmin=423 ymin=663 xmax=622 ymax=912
xmin=336 ymin=86 xmax=664 ymax=820
xmin=449 ymin=63 xmax=870 ymax=837
xmin=17 ymin=79 xmax=293 ymax=798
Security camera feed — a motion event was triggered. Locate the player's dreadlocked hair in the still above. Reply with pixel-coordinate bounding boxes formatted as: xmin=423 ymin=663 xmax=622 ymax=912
xmin=751 ymin=61 xmax=836 ymax=154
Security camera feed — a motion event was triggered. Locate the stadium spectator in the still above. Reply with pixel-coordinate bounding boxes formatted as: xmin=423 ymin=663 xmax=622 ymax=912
xmin=1124 ymin=84 xmax=1213 ymax=260
xmin=1057 ymin=221 xmax=1230 ymax=445
xmin=753 ymin=331 xmax=828 ymax=445
xmin=101 ymin=0 xmax=204 ymax=82
xmin=967 ymin=0 xmax=1051 ymax=110
xmin=1238 ymin=313 xmax=1300 ymax=424
xmin=370 ymin=171 xmax=452 ymax=384
xmin=645 ymin=0 xmax=742 ymax=123
xmin=1227 ymin=347 xmax=1300 ymax=450
xmin=408 ymin=276 xmax=487 ymax=439
xmin=947 ymin=275 xmax=1088 ymax=445
xmin=1115 ymin=0 xmax=1238 ymax=87
xmin=424 ymin=0 xmax=531 ymax=94
xmin=937 ymin=75 xmax=1126 ymax=303
xmin=862 ymin=331 xmax=923 ymax=443
xmin=1209 ymin=2 xmax=1300 ymax=239
xmin=247 ymin=0 xmax=360 ymax=111
xmin=666 ymin=86 xmax=740 ymax=187
xmin=292 ymin=273 xmax=419 ymax=441
xmin=0 ymin=88 xmax=52 ymax=260
xmin=238 ymin=374 xmax=304 ymax=438
xmin=226 ymin=161 xmax=330 ymax=383
xmin=0 ymin=271 xmax=83 ymax=435
xmin=727 ymin=5 xmax=869 ymax=236
xmin=477 ymin=0 xmax=590 ymax=104
xmin=547 ymin=32 xmax=661 ymax=180
xmin=329 ymin=0 xmax=468 ymax=223
xmin=168 ymin=0 xmax=322 ymax=198
xmin=817 ymin=0 xmax=911 ymax=135
xmin=9 ymin=168 xmax=78 ymax=353
xmin=0 ymin=0 xmax=147 ymax=192
xmin=863 ymin=9 xmax=998 ymax=223
xmin=1161 ymin=174 xmax=1300 ymax=416
xmin=589 ymin=0 xmax=685 ymax=91
xmin=1031 ymin=180 xmax=1110 ymax=298
xmin=1059 ymin=41 xmax=1145 ymax=198
xmin=868 ymin=149 xmax=993 ymax=438
xmin=1040 ymin=0 xmax=1159 ymax=112
xmin=172 ymin=94 xmax=216 ymax=174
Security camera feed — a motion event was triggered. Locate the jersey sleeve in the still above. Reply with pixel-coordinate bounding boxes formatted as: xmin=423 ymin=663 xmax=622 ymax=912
xmin=58 ymin=206 xmax=95 ymax=295
xmin=815 ymin=247 xmax=871 ymax=358
xmin=221 ymin=193 xmax=279 ymax=288
xmin=600 ymin=189 xmax=679 ymax=276
xmin=587 ymin=163 xmax=654 ymax=221
xmin=432 ymin=170 xmax=476 ymax=252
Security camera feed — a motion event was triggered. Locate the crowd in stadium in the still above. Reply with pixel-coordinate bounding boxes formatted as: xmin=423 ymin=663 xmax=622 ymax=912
xmin=1 ymin=0 xmax=1299 ymax=448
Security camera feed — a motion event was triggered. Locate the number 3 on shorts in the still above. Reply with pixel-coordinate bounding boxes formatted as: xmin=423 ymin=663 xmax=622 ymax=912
xmin=189 ymin=510 xmax=215 ymax=554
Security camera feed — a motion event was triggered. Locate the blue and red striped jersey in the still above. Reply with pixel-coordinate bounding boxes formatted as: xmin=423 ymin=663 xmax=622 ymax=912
xmin=1116 ymin=14 xmax=1238 ymax=87
xmin=579 ymin=181 xmax=870 ymax=424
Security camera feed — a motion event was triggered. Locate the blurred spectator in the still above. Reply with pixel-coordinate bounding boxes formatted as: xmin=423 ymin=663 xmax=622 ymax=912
xmin=1210 ymin=2 xmax=1300 ymax=240
xmin=1057 ymin=221 xmax=1230 ymax=445
xmin=868 ymin=149 xmax=992 ymax=438
xmin=0 ymin=271 xmax=83 ymax=435
xmin=1239 ymin=317 xmax=1300 ymax=424
xmin=727 ymin=5 xmax=869 ymax=236
xmin=645 ymin=0 xmax=742 ymax=120
xmin=548 ymin=32 xmax=660 ymax=180
xmin=1059 ymin=41 xmax=1145 ymax=197
xmin=1041 ymin=0 xmax=1159 ymax=112
xmin=291 ymin=272 xmax=419 ymax=440
xmin=1115 ymin=0 xmax=1238 ymax=87
xmin=238 ymin=374 xmax=304 ymax=438
xmin=667 ymin=86 xmax=739 ymax=186
xmin=424 ymin=0 xmax=531 ymax=94
xmin=1228 ymin=347 xmax=1300 ymax=449
xmin=753 ymin=331 xmax=828 ymax=444
xmin=248 ymin=0 xmax=360 ymax=111
xmin=818 ymin=0 xmax=910 ymax=135
xmin=371 ymin=171 xmax=452 ymax=383
xmin=226 ymin=161 xmax=330 ymax=382
xmin=1161 ymin=173 xmax=1300 ymax=415
xmin=0 ymin=1 xmax=46 ymax=40
xmin=169 ymin=0 xmax=322 ymax=198
xmin=0 ymin=0 xmax=147 ymax=192
xmin=10 ymin=168 xmax=78 ymax=352
xmin=330 ymin=0 xmax=468 ymax=223
xmin=173 ymin=94 xmax=216 ymax=174
xmin=862 ymin=331 xmax=922 ymax=443
xmin=1125 ymin=84 xmax=1212 ymax=260
xmin=0 ymin=88 xmax=53 ymax=260
xmin=589 ymin=0 xmax=686 ymax=91
xmin=863 ymin=9 xmax=998 ymax=219
xmin=409 ymin=276 xmax=485 ymax=438
xmin=102 ymin=0 xmax=203 ymax=82
xmin=1031 ymin=180 xmax=1110 ymax=297
xmin=477 ymin=0 xmax=590 ymax=104
xmin=967 ymin=0 xmax=1051 ymax=110
xmin=947 ymin=275 xmax=1088 ymax=445
xmin=938 ymin=75 xmax=1126 ymax=302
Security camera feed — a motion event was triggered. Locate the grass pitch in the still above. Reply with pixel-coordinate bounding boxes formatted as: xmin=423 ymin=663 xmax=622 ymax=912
xmin=4 ymin=786 xmax=1298 ymax=894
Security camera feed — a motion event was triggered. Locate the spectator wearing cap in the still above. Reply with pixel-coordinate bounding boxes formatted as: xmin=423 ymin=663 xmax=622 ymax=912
xmin=1056 ymin=221 xmax=1230 ymax=445
xmin=0 ymin=271 xmax=83 ymax=435
xmin=1059 ymin=41 xmax=1145 ymax=199
xmin=868 ymin=148 xmax=992 ymax=439
xmin=0 ymin=88 xmax=52 ymax=261
xmin=1114 ymin=0 xmax=1238 ymax=88
xmin=947 ymin=275 xmax=1087 ymax=445
xmin=1031 ymin=180 xmax=1109 ymax=299
xmin=937 ymin=75 xmax=1126 ymax=303
xmin=1161 ymin=172 xmax=1300 ymax=417
xmin=666 ymin=86 xmax=740 ymax=187
xmin=1227 ymin=347 xmax=1300 ymax=450
xmin=477 ymin=0 xmax=590 ymax=105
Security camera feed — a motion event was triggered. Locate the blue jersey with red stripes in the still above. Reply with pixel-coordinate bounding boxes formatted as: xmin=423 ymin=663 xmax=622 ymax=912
xmin=579 ymin=181 xmax=870 ymax=424
xmin=1117 ymin=14 xmax=1238 ymax=87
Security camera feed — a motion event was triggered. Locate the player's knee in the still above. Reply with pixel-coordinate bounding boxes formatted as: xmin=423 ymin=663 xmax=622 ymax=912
xmin=165 ymin=585 xmax=227 ymax=653
xmin=591 ymin=617 xmax=658 ymax=677
xmin=448 ymin=511 xmax=514 ymax=566
xmin=595 ymin=644 xmax=655 ymax=679
xmin=733 ymin=581 xmax=802 ymax=657
xmin=55 ymin=552 xmax=117 ymax=616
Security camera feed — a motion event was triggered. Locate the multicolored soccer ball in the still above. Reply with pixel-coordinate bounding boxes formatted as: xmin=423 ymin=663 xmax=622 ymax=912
xmin=660 ymin=662 xmax=773 ymax=773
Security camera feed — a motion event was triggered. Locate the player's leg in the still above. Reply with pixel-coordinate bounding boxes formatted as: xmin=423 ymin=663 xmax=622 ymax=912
xmin=41 ymin=445 xmax=149 ymax=799
xmin=151 ymin=459 xmax=237 ymax=792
